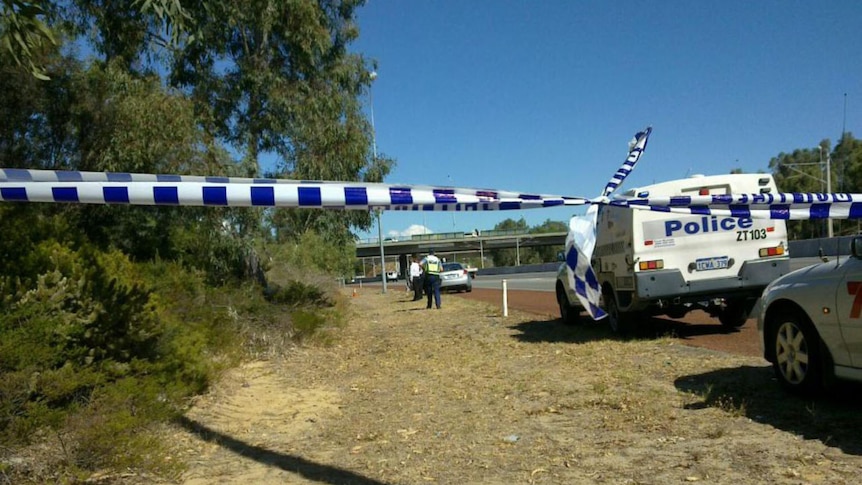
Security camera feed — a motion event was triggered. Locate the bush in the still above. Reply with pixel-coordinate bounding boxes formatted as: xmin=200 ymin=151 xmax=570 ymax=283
xmin=62 ymin=375 xmax=180 ymax=474
xmin=0 ymin=226 xmax=348 ymax=481
xmin=0 ymin=246 xmax=242 ymax=474
xmin=266 ymin=280 xmax=330 ymax=307
xmin=264 ymin=230 xmax=355 ymax=282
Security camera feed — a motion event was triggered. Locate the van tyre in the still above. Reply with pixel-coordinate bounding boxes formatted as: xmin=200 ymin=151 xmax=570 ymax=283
xmin=719 ymin=299 xmax=750 ymax=328
xmin=603 ymin=288 xmax=633 ymax=335
xmin=770 ymin=312 xmax=823 ymax=395
xmin=557 ymin=287 xmax=580 ymax=325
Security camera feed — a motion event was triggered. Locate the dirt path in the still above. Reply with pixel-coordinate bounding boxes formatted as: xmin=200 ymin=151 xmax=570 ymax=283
xmin=171 ymin=288 xmax=862 ymax=484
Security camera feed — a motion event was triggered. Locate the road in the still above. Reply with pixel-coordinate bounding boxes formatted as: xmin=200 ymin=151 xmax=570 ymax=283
xmin=472 ymin=256 xmax=827 ymax=292
xmin=471 ymin=271 xmax=555 ymax=292
xmin=455 ymin=256 xmax=833 ymax=358
xmin=362 ymin=256 xmax=833 ymax=358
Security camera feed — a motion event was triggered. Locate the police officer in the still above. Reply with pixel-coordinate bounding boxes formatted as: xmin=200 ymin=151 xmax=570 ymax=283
xmin=420 ymin=249 xmax=442 ymax=309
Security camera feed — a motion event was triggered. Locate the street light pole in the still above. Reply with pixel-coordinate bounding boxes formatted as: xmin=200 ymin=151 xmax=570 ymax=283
xmin=369 ymin=70 xmax=386 ymax=293
xmin=447 ymin=174 xmax=456 ymax=231
xmin=819 ymin=146 xmax=834 ymax=238
xmin=377 ymin=208 xmax=386 ymax=293
xmin=369 ymin=71 xmax=378 ymax=160
xmin=784 ymin=148 xmax=833 ymax=238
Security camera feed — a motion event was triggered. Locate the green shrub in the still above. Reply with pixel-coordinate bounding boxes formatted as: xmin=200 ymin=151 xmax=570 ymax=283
xmin=0 ymin=243 xmax=164 ymax=447
xmin=10 ymin=242 xmax=162 ymax=367
xmin=0 ymin=226 xmax=350 ymax=480
xmin=266 ymin=280 xmax=330 ymax=307
xmin=291 ymin=309 xmax=333 ymax=341
xmin=63 ymin=375 xmax=179 ymax=473
xmin=264 ymin=230 xmax=355 ymax=283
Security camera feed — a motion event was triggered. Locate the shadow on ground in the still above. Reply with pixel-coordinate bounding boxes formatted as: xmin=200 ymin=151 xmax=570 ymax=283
xmin=510 ymin=314 xmax=739 ymax=345
xmin=176 ymin=416 xmax=390 ymax=485
xmin=675 ymin=366 xmax=862 ymax=456
xmin=513 ymin=317 xmax=862 ymax=455
xmin=510 ymin=317 xmax=615 ymax=344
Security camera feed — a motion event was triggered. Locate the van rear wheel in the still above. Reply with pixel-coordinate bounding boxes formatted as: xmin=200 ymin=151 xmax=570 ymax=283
xmin=603 ymin=288 xmax=633 ymax=335
xmin=719 ymin=299 xmax=751 ymax=328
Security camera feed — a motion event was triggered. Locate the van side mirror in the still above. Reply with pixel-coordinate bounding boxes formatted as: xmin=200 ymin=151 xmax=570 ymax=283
xmin=853 ymin=237 xmax=862 ymax=258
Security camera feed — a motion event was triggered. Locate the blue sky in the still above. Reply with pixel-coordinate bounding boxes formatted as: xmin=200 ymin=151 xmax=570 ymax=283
xmin=349 ymin=0 xmax=861 ymax=241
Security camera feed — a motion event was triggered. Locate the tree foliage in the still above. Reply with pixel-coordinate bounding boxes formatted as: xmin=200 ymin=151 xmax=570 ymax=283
xmin=0 ymin=0 xmax=56 ymax=79
xmin=769 ymin=134 xmax=862 ymax=239
xmin=488 ymin=217 xmax=566 ymax=267
xmin=0 ymin=2 xmax=380 ymax=479
xmin=168 ymin=0 xmax=390 ymax=241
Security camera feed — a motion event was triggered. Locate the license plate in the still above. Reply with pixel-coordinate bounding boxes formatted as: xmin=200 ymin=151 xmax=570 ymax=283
xmin=695 ymin=256 xmax=729 ymax=271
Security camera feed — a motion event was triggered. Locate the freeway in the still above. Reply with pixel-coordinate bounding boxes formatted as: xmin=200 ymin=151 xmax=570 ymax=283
xmin=472 ymin=272 xmax=554 ymax=292
xmin=471 ymin=256 xmax=830 ymax=293
xmin=457 ymin=255 xmax=840 ymax=359
xmin=358 ymin=255 xmax=839 ymax=358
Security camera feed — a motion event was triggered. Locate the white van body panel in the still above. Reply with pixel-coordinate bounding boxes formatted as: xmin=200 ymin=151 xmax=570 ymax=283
xmin=593 ymin=173 xmax=790 ymax=320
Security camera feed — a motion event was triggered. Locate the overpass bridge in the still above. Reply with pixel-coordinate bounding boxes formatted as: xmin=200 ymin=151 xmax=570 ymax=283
xmin=355 ymin=230 xmax=567 ymax=277
xmin=356 ymin=230 xmax=567 ymax=258
xmin=356 ymin=230 xmax=861 ymax=281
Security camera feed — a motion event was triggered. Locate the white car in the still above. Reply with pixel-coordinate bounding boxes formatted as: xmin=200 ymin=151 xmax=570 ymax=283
xmin=386 ymin=271 xmax=399 ymax=282
xmin=758 ymin=237 xmax=862 ymax=394
xmin=439 ymin=262 xmax=473 ymax=293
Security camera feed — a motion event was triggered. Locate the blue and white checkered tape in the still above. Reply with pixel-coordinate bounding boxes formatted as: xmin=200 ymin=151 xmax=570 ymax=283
xmin=6 ymin=127 xmax=860 ymax=321
xmin=559 ymin=127 xmax=653 ymax=320
xmin=611 ymin=192 xmax=862 ymax=220
xmin=600 ymin=127 xmax=651 ymax=199
xmin=0 ymin=130 xmax=652 ymax=322
xmin=0 ymin=170 xmax=590 ymax=211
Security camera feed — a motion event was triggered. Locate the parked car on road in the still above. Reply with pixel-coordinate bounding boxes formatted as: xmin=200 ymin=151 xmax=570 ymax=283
xmin=439 ymin=262 xmax=472 ymax=293
xmin=386 ymin=271 xmax=399 ymax=282
xmin=758 ymin=236 xmax=862 ymax=394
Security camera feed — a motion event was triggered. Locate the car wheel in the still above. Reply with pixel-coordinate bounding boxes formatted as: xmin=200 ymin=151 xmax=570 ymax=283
xmin=770 ymin=312 xmax=823 ymax=394
xmin=557 ymin=287 xmax=579 ymax=325
xmin=603 ymin=287 xmax=634 ymax=335
xmin=718 ymin=299 xmax=750 ymax=328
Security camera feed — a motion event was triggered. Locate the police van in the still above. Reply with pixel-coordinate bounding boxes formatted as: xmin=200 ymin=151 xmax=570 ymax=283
xmin=586 ymin=173 xmax=789 ymax=333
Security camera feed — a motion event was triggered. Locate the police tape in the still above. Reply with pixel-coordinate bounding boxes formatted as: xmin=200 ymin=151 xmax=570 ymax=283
xmin=557 ymin=128 xmax=654 ymax=320
xmin=3 ymin=127 xmax=856 ymax=323
xmin=616 ymin=192 xmax=862 ymax=220
xmin=0 ymin=172 xmax=590 ymax=211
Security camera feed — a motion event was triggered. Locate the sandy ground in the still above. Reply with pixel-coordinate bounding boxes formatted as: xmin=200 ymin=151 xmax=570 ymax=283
xmin=170 ymin=287 xmax=862 ymax=484
xmin=458 ymin=288 xmax=763 ymax=358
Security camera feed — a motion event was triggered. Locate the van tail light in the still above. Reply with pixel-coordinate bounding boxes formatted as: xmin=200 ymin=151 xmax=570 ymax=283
xmin=638 ymin=259 xmax=664 ymax=271
xmin=759 ymin=245 xmax=785 ymax=257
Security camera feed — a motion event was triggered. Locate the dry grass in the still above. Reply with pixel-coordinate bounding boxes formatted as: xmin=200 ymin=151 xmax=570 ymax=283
xmin=172 ymin=287 xmax=862 ymax=484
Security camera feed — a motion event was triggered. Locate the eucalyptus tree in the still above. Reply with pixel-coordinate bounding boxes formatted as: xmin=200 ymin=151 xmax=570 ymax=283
xmin=529 ymin=218 xmax=567 ymax=263
xmin=0 ymin=0 xmax=56 ymax=79
xmin=169 ymin=0 xmax=392 ymax=244
xmin=4 ymin=0 xmax=392 ymax=246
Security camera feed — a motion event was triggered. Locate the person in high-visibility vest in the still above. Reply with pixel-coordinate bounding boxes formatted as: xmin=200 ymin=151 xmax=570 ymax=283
xmin=420 ymin=249 xmax=442 ymax=309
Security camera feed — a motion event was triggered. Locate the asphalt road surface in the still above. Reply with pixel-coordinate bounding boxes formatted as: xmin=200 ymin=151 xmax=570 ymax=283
xmin=364 ymin=256 xmax=833 ymax=358
xmin=472 ymin=256 xmax=826 ymax=292
xmin=455 ymin=256 xmax=833 ymax=358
